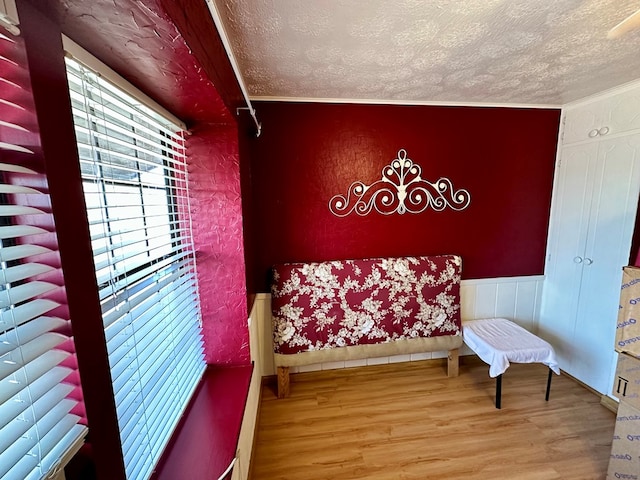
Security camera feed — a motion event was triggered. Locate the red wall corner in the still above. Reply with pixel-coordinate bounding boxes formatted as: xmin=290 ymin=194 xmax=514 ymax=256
xmin=188 ymin=123 xmax=250 ymax=365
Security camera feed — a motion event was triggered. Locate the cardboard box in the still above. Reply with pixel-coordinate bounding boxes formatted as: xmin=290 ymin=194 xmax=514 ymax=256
xmin=616 ymin=266 xmax=640 ymax=357
xmin=607 ymin=402 xmax=640 ymax=480
xmin=614 ymin=352 xmax=640 ymax=409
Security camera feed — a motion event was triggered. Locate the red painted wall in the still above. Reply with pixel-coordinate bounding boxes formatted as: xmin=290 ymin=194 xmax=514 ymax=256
xmin=50 ymin=0 xmax=237 ymax=127
xmin=248 ymin=102 xmax=561 ymax=290
xmin=188 ymin=123 xmax=249 ymax=365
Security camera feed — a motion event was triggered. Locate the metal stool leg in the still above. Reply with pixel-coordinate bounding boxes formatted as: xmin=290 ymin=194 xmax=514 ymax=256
xmin=496 ymin=374 xmax=502 ymax=409
xmin=545 ymin=368 xmax=552 ymax=401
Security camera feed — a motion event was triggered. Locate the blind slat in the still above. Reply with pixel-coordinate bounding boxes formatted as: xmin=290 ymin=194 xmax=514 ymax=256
xmin=102 ymin=261 xmax=195 ymax=329
xmin=93 ymin=239 xmax=186 ymax=281
xmin=0 ymin=357 xmax=71 ymax=406
xmin=0 ymin=184 xmax=41 ymax=194
xmin=0 ymin=317 xmax=66 ymax=356
xmin=0 ymin=332 xmax=67 ymax=379
xmin=0 ymin=118 xmax=28 ymax=132
xmin=91 ymin=227 xmax=186 ymax=264
xmin=0 ymin=401 xmax=76 ymax=477
xmin=0 ymin=298 xmax=60 ymax=333
xmin=75 ymin=129 xmax=185 ymax=166
xmin=0 ymin=386 xmax=74 ymax=453
xmin=66 ymin=72 xmax=186 ymax=147
xmin=97 ymin=250 xmax=193 ymax=303
xmin=0 ymin=262 xmax=54 ymax=284
xmin=0 ymin=366 xmax=71 ymax=430
xmin=0 ymin=244 xmax=51 ymax=262
xmin=0 ymin=225 xmax=48 ymax=240
xmin=109 ymin=283 xmax=196 ymax=390
xmin=0 ymin=204 xmax=45 ymax=216
xmin=0 ymin=140 xmax=34 ymax=154
xmin=0 ymin=162 xmax=36 ymax=174
xmin=100 ymin=254 xmax=193 ymax=315
xmin=0 ymin=279 xmax=58 ymax=308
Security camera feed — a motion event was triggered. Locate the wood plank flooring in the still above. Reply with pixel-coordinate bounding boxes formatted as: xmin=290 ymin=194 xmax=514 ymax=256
xmin=250 ymin=357 xmax=616 ymax=480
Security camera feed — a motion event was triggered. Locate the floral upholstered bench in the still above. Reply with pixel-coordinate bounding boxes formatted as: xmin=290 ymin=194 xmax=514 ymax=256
xmin=270 ymin=255 xmax=463 ymax=398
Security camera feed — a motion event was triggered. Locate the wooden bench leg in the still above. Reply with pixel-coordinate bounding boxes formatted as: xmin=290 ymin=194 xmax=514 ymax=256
xmin=447 ymin=348 xmax=459 ymax=377
xmin=277 ymin=366 xmax=290 ymax=399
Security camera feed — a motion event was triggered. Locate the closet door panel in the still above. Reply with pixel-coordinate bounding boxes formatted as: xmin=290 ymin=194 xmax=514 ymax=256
xmin=562 ymin=87 xmax=640 ymax=146
xmin=573 ymin=134 xmax=640 ymax=393
xmin=602 ymin=89 xmax=640 ymax=137
xmin=562 ymin=102 xmax=603 ymax=145
xmin=538 ymin=143 xmax=597 ymax=372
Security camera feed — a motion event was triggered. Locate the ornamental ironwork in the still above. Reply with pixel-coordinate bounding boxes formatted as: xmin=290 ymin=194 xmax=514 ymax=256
xmin=328 ymin=149 xmax=471 ymax=217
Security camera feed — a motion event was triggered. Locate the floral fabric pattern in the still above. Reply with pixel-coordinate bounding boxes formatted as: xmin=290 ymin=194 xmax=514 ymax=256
xmin=271 ymin=255 xmax=462 ymax=355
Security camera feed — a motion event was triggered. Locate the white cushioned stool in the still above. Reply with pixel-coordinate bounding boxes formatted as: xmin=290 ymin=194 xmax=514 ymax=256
xmin=463 ymin=317 xmax=560 ymax=409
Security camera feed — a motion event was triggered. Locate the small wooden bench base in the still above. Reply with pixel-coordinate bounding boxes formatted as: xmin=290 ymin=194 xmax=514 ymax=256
xmin=447 ymin=349 xmax=459 ymax=378
xmin=277 ymin=366 xmax=290 ymax=399
xmin=276 ymin=349 xmax=460 ymax=398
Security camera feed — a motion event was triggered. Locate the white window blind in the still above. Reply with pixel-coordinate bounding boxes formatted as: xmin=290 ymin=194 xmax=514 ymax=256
xmin=64 ymin=54 xmax=206 ymax=480
xmin=0 ymin=17 xmax=87 ymax=480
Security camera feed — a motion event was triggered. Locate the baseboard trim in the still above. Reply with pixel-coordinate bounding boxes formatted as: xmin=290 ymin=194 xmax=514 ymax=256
xmin=245 ymin=373 xmax=264 ymax=480
xmin=558 ymin=369 xmax=618 ymax=412
xmin=600 ymin=394 xmax=619 ymax=414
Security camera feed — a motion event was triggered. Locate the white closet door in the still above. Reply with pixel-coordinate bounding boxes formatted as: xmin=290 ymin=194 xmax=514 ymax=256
xmin=562 ymin=103 xmax=604 ymax=145
xmin=601 ymin=89 xmax=640 ymax=137
xmin=539 ymin=142 xmax=598 ymax=372
xmin=562 ymin=87 xmax=640 ymax=145
xmin=572 ymin=133 xmax=640 ymax=393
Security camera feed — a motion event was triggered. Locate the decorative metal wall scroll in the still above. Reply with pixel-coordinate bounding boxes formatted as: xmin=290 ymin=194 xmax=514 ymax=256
xmin=328 ymin=149 xmax=471 ymax=217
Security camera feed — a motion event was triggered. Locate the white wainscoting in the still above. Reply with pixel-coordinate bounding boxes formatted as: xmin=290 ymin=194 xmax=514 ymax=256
xmin=253 ymin=275 xmax=545 ymax=375
xmin=230 ymin=296 xmax=270 ymax=480
xmin=460 ymin=275 xmax=544 ymax=330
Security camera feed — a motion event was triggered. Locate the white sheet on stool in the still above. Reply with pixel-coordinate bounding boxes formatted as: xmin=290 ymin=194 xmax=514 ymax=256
xmin=463 ymin=318 xmax=560 ymax=378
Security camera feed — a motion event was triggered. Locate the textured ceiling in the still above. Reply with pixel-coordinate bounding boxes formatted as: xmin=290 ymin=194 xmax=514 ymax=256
xmin=215 ymin=0 xmax=640 ymax=106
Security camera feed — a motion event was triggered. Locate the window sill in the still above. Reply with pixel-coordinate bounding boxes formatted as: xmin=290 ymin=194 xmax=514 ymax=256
xmin=65 ymin=364 xmax=253 ymax=480
xmin=150 ymin=364 xmax=253 ymax=480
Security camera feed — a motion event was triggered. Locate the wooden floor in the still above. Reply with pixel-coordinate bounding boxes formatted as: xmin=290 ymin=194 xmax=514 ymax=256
xmin=250 ymin=357 xmax=616 ymax=480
